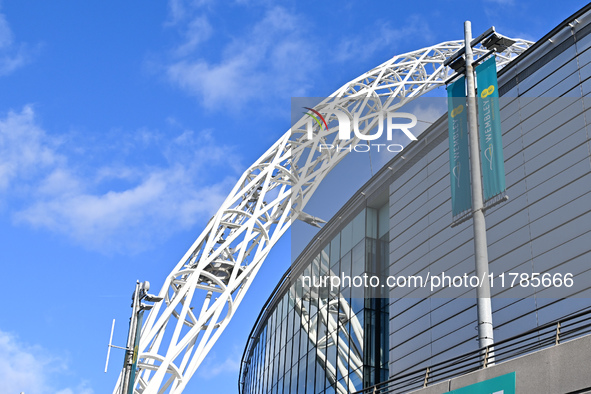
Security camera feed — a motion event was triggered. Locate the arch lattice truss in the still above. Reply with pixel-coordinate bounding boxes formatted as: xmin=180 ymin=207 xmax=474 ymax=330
xmin=114 ymin=37 xmax=532 ymax=393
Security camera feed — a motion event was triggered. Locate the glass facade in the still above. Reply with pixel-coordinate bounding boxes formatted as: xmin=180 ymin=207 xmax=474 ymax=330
xmin=241 ymin=205 xmax=390 ymax=394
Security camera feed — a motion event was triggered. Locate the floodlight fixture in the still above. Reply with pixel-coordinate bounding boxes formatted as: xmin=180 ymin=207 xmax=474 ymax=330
xmin=483 ymin=33 xmax=517 ymax=52
xmin=449 ymin=57 xmax=466 ymax=72
xmin=143 ymin=294 xmax=164 ymax=302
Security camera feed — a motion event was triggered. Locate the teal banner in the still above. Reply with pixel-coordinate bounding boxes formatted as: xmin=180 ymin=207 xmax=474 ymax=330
xmin=450 ymin=372 xmax=516 ymax=394
xmin=447 ymin=76 xmax=472 ymax=216
xmin=476 ymin=56 xmax=506 ymax=201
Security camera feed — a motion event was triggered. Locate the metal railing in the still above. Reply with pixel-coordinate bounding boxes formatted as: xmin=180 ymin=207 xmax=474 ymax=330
xmin=355 ymin=306 xmax=591 ymax=394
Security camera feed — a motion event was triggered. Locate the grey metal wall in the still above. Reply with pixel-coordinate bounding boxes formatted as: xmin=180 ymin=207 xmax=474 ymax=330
xmin=404 ymin=333 xmax=591 ymax=394
xmin=388 ymin=8 xmax=591 ymax=378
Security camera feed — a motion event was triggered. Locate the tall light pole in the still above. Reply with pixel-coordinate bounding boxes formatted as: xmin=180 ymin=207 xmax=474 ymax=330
xmin=118 ymin=280 xmax=163 ymax=394
xmin=464 ymin=21 xmax=495 ymax=361
xmin=121 ymin=281 xmax=142 ymax=394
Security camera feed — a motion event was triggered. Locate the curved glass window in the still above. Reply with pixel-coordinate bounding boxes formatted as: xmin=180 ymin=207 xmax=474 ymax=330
xmin=242 ymin=206 xmax=389 ymax=394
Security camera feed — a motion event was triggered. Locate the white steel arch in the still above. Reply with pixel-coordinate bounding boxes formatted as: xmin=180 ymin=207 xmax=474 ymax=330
xmin=114 ymin=37 xmax=532 ymax=394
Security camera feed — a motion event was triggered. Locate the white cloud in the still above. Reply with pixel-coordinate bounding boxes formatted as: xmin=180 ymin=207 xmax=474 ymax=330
xmin=17 ymin=165 xmax=234 ymax=251
xmin=166 ymin=0 xmax=188 ymax=25
xmin=175 ymin=15 xmax=213 ymax=56
xmin=412 ymin=103 xmax=447 ymax=131
xmin=0 ymin=11 xmax=32 ymax=76
xmin=485 ymin=0 xmax=514 ymax=5
xmin=196 ymin=348 xmax=241 ymax=379
xmin=0 ymin=13 xmax=13 ymax=48
xmin=1 ymin=106 xmax=239 ymax=253
xmin=207 ymin=355 xmax=241 ymax=378
xmin=166 ymin=6 xmax=318 ymax=109
xmin=0 ymin=330 xmax=92 ymax=394
xmin=165 ymin=0 xmax=217 ymax=26
xmin=56 ymin=382 xmax=95 ymax=394
xmin=0 ymin=330 xmax=56 ymax=393
xmin=0 ymin=106 xmax=61 ymax=192
xmin=333 ymin=16 xmax=434 ymax=64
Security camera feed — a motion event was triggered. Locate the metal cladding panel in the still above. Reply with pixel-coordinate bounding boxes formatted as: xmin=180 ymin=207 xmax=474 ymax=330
xmin=390 ymin=314 xmax=431 ymax=351
xmin=530 ymin=196 xmax=591 ymax=241
xmin=430 ymin=322 xmax=475 ymax=355
xmin=427 ymin=149 xmax=449 ymax=178
xmin=523 ymin=109 xmax=586 ymax=154
xmin=526 ymin=130 xmax=589 ymax=177
xmin=524 ymin=59 xmax=580 ymax=97
xmin=390 ymin=219 xmax=429 ymax=258
xmin=581 ymin=78 xmax=591 ymax=96
xmin=389 ymin=343 xmax=431 ymax=377
xmin=494 ymin=310 xmax=539 ymax=337
xmin=525 ymin=145 xmax=589 ymax=191
xmin=427 ymin=175 xmax=450 ymax=205
xmin=390 ymin=159 xmax=427 ymax=194
xmin=533 ymin=231 xmax=591 ymax=273
xmin=390 ymin=176 xmax=430 ymax=220
xmin=577 ymin=32 xmax=591 ymax=60
xmin=579 ymin=58 xmax=591 ymax=83
xmin=487 ymin=210 xmax=530 ymax=251
xmin=501 ymin=128 xmax=523 ymax=160
xmin=503 ymin=165 xmax=527 ymax=196
xmin=529 ymin=176 xmax=591 ymax=223
xmin=390 ymin=298 xmax=429 ymax=323
xmin=492 ymin=298 xmax=537 ymax=326
xmin=393 ymin=191 xmax=430 ymax=232
xmin=388 ymin=17 xmax=591 ymax=378
xmin=485 ymin=180 xmax=528 ymax=226
xmin=499 ymin=95 xmax=521 ymax=117
xmin=581 ymin=60 xmax=591 ymax=82
xmin=489 ymin=244 xmax=532 ymax=277
xmin=520 ymin=100 xmax=581 ymax=138
xmin=517 ymin=46 xmax=578 ymax=95
xmin=428 ymin=210 xmax=467 ymax=251
xmin=430 ymin=256 xmax=476 ymax=290
xmin=532 ymin=211 xmax=591 ymax=256
xmin=427 ymin=136 xmax=449 ymax=161
xmin=390 ymin=237 xmax=429 ymax=275
xmin=430 ymin=305 xmax=475 ymax=342
xmin=523 ymin=124 xmax=587 ymax=172
xmin=535 ymin=298 xmax=591 ymax=323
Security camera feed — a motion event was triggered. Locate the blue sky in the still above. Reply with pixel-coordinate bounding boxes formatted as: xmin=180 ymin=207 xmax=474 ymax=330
xmin=0 ymin=0 xmax=587 ymax=393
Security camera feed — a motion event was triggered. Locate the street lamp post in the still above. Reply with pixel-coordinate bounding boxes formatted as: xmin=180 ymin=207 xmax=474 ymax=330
xmin=463 ymin=21 xmax=495 ymax=363
xmin=118 ymin=280 xmax=163 ymax=394
xmin=445 ymin=22 xmax=509 ymax=365
xmin=121 ymin=281 xmax=143 ymax=394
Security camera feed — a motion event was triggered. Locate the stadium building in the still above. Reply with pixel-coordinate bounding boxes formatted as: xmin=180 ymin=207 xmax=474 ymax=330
xmin=240 ymin=4 xmax=591 ymax=394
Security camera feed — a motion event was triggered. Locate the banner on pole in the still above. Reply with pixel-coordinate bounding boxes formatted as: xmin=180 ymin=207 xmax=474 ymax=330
xmin=447 ymin=76 xmax=472 ymax=217
xmin=476 ymin=56 xmax=506 ymax=201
